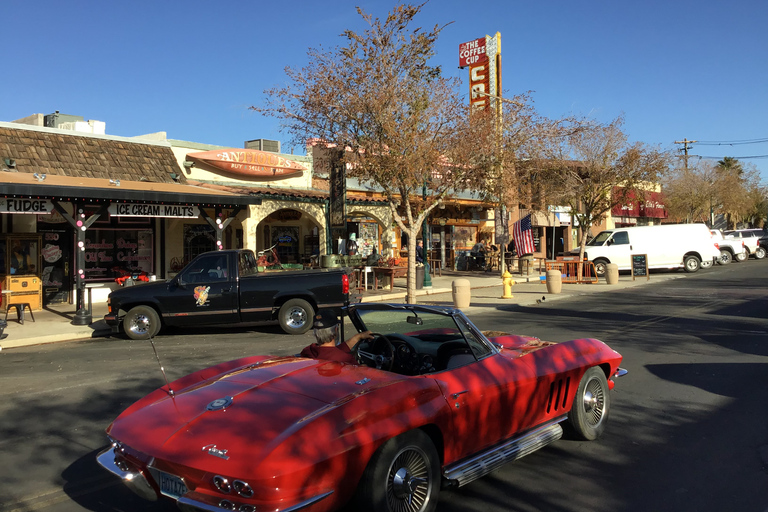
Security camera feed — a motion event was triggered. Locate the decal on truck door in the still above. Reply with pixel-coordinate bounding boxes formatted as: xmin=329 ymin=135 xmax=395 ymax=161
xmin=194 ymin=286 xmax=211 ymax=306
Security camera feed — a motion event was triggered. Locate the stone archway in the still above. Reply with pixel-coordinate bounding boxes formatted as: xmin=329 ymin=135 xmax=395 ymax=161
xmin=346 ymin=204 xmax=394 ymax=257
xmin=244 ymin=200 xmax=327 ymax=257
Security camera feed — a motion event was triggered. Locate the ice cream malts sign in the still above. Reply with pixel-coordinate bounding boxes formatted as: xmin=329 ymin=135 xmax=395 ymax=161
xmin=108 ymin=203 xmax=200 ymax=218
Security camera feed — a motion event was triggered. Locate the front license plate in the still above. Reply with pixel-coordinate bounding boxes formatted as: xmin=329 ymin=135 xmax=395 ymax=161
xmin=150 ymin=468 xmax=188 ymax=499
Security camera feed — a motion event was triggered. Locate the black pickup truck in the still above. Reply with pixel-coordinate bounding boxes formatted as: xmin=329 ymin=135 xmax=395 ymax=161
xmin=104 ymin=249 xmax=350 ymax=339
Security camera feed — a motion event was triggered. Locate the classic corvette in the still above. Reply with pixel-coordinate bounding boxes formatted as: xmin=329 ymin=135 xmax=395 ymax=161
xmin=98 ymin=303 xmax=626 ymax=512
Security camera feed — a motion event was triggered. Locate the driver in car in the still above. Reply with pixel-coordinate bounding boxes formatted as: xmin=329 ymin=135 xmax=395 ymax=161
xmin=300 ymin=309 xmax=373 ymax=364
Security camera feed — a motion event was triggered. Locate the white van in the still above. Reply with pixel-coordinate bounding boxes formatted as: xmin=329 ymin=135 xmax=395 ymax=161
xmin=578 ymin=224 xmax=720 ymax=276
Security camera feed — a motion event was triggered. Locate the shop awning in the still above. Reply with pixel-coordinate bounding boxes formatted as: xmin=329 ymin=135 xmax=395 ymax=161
xmin=0 ymin=172 xmax=261 ymax=207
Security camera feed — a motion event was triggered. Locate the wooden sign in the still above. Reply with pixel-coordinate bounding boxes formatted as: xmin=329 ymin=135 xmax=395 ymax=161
xmin=631 ymin=254 xmax=649 ymax=281
xmin=187 ymin=149 xmax=307 ymax=181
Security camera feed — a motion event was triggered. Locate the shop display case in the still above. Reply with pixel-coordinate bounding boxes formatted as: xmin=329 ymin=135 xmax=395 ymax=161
xmin=1 ymin=235 xmax=43 ymax=311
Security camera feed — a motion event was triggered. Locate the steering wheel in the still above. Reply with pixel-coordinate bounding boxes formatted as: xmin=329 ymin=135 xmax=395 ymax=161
xmin=354 ymin=332 xmax=395 ymax=371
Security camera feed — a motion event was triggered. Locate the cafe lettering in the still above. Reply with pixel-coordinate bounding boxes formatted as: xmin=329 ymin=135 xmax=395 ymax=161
xmin=108 ymin=203 xmax=199 ymax=218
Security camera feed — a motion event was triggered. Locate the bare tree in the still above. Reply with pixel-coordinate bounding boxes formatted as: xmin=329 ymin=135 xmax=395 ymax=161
xmin=542 ymin=116 xmax=671 ymax=275
xmin=252 ymin=3 xmax=486 ymax=302
xmin=663 ymin=160 xmax=719 ymax=224
xmin=467 ymin=93 xmax=581 ymax=274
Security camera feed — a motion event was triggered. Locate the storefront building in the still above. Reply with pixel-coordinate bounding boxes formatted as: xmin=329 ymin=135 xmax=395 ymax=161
xmin=0 ymin=121 xmax=261 ymax=307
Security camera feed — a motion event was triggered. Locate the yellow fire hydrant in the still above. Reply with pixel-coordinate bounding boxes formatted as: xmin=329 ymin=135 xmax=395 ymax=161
xmin=501 ymin=270 xmax=515 ymax=299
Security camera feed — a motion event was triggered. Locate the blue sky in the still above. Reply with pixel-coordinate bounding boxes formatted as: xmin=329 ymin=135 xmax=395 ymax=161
xmin=2 ymin=0 xmax=766 ymax=180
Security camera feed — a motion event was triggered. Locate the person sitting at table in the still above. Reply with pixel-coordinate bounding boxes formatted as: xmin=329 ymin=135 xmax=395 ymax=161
xmin=300 ymin=309 xmax=373 ymax=364
xmin=470 ymin=242 xmax=487 ymax=270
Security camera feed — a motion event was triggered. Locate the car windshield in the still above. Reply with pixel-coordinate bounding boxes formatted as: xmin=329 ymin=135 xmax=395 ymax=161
xmin=349 ymin=306 xmax=494 ymax=375
xmin=356 ymin=307 xmax=461 ymax=338
xmin=587 ymin=231 xmax=613 ymax=246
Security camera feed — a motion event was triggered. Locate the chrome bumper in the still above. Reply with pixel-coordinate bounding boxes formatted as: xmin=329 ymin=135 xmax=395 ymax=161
xmin=98 ymin=445 xmax=333 ymax=512
xmin=96 ymin=445 xmax=158 ymax=501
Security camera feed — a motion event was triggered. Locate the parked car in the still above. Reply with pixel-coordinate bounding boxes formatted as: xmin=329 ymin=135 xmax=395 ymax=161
xmin=574 ymin=223 xmax=720 ymax=276
xmin=723 ymin=229 xmax=767 ymax=260
xmin=710 ymin=229 xmax=747 ymax=265
xmin=104 ymin=249 xmax=351 ymax=339
xmin=97 ymin=303 xmax=626 ymax=512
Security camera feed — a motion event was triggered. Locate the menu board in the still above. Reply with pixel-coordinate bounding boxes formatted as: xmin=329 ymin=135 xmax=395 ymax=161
xmin=631 ymin=254 xmax=649 ymax=281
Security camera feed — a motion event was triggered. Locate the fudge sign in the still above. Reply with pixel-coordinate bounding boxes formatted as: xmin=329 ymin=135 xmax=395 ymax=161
xmin=0 ymin=198 xmax=53 ymax=214
xmin=108 ymin=203 xmax=200 ymax=218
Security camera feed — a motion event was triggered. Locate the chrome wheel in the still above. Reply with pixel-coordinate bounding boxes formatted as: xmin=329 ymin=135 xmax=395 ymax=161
xmin=123 ymin=306 xmax=161 ymax=340
xmin=568 ymin=367 xmax=610 ymax=440
xmin=756 ymin=247 xmax=766 ymax=259
xmin=582 ymin=376 xmax=606 ymax=429
xmin=386 ymin=446 xmax=432 ymax=512
xmin=278 ymin=299 xmax=313 ymax=335
xmin=284 ymin=307 xmax=307 ymax=329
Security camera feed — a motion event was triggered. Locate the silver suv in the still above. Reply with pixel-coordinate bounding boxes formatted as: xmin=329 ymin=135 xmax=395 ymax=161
xmin=724 ymin=229 xmax=767 ymax=260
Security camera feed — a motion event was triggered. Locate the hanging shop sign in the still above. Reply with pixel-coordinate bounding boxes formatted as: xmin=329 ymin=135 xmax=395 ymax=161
xmin=459 ymin=38 xmax=487 ymax=67
xmin=108 ymin=203 xmax=200 ymax=218
xmin=459 ymin=32 xmax=501 ymax=110
xmin=0 ymin=198 xmax=53 ymax=214
xmin=611 ymin=188 xmax=668 ymax=219
xmin=187 ymin=149 xmax=307 ymax=180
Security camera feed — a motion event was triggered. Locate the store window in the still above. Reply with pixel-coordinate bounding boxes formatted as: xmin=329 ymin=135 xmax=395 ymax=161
xmin=184 ymin=224 xmax=216 ymax=264
xmin=453 ymin=226 xmax=477 ymax=250
xmin=84 ymin=229 xmax=153 ymax=280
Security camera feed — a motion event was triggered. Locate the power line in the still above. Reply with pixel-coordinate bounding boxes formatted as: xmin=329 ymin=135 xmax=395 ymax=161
xmin=695 ymin=138 xmax=768 ymax=146
xmin=694 ymin=154 xmax=768 ymax=160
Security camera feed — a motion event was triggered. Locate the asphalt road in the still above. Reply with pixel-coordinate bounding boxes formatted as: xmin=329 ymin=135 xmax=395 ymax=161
xmin=1 ymin=261 xmax=766 ymax=512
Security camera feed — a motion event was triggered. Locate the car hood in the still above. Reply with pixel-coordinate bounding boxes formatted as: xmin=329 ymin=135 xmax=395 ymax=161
xmin=107 ymin=357 xmax=407 ymax=472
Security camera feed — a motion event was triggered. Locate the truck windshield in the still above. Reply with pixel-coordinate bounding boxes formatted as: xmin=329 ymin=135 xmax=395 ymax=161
xmin=587 ymin=232 xmax=613 ymax=246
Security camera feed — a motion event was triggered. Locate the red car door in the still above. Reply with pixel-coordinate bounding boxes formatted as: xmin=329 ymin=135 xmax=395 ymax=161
xmin=434 ymin=353 xmax=540 ymax=464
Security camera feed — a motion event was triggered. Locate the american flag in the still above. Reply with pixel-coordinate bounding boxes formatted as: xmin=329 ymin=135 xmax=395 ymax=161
xmin=512 ymin=214 xmax=536 ymax=255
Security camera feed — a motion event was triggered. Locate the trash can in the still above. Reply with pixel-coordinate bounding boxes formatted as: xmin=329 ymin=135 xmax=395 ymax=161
xmin=452 ymin=279 xmax=471 ymax=308
xmin=605 ymin=263 xmax=619 ymax=285
xmin=415 ymin=265 xmax=425 ymax=289
xmin=545 ymin=269 xmax=562 ymax=294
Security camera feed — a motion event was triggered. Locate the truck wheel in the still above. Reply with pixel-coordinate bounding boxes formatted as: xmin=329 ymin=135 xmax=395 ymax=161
xmin=755 ymin=247 xmax=766 ymax=259
xmin=123 ymin=306 xmax=161 ymax=340
xmin=735 ymin=250 xmax=748 ymax=262
xmin=718 ymin=250 xmax=732 ymax=265
xmin=684 ymin=255 xmax=700 ymax=273
xmin=593 ymin=259 xmax=609 ymax=277
xmin=278 ymin=299 xmax=314 ymax=335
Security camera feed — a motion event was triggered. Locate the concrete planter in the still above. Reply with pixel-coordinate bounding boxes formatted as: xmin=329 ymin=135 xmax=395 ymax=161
xmin=451 ymin=279 xmax=471 ymax=308
xmin=605 ymin=263 xmax=619 ymax=285
xmin=545 ymin=269 xmax=562 ymax=294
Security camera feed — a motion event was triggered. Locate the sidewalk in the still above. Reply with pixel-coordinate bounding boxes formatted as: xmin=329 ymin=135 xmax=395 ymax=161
xmin=0 ymin=268 xmax=679 ymax=350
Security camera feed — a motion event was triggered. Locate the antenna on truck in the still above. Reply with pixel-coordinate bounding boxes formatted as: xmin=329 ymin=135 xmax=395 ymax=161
xmin=148 ymin=333 xmax=175 ymax=397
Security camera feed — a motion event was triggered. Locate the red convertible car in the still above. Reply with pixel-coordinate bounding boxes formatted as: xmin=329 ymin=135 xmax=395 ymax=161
xmin=98 ymin=303 xmax=626 ymax=512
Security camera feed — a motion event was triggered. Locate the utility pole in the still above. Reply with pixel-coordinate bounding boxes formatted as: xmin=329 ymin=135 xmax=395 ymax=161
xmin=674 ymin=138 xmax=697 ymax=171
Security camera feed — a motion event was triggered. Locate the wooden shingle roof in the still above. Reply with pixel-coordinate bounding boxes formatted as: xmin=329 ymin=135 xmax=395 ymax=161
xmin=0 ymin=123 xmax=184 ymax=184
